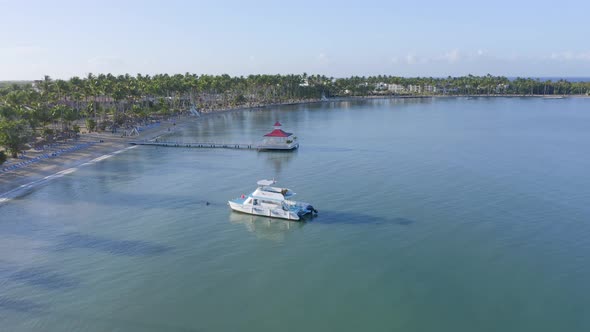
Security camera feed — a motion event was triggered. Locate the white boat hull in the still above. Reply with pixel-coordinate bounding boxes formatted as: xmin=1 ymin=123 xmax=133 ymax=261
xmin=228 ymin=201 xmax=302 ymax=220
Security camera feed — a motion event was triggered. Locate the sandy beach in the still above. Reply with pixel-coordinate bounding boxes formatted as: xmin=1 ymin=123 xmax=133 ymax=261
xmin=0 ymin=117 xmax=188 ymax=203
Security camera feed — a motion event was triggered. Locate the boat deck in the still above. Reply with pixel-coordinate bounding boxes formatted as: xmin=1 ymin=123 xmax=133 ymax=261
xmin=229 ymin=197 xmax=248 ymax=204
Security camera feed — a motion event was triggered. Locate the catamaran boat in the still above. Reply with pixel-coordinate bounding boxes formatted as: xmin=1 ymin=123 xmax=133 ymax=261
xmin=228 ymin=180 xmax=317 ymax=221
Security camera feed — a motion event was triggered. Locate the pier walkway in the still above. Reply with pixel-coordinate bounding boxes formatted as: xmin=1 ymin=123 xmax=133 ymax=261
xmin=130 ymin=141 xmax=257 ymax=149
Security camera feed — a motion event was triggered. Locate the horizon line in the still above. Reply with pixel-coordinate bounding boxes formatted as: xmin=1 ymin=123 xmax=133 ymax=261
xmin=3 ymin=74 xmax=590 ymax=82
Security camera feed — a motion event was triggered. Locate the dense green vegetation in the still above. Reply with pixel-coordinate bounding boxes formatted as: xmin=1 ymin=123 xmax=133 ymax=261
xmin=1 ymin=73 xmax=589 ymax=162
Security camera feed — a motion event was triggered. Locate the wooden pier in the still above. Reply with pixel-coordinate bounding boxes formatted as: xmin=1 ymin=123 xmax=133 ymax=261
xmin=130 ymin=141 xmax=257 ymax=149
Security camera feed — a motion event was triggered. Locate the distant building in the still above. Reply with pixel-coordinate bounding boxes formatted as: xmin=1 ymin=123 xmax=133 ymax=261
xmin=408 ymin=85 xmax=422 ymax=93
xmin=424 ymin=85 xmax=437 ymax=93
xmin=387 ymin=84 xmax=405 ymax=93
xmin=375 ymin=82 xmax=388 ymax=90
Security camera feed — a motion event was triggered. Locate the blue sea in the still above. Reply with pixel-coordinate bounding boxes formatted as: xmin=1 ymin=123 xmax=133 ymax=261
xmin=1 ymin=97 xmax=590 ymax=331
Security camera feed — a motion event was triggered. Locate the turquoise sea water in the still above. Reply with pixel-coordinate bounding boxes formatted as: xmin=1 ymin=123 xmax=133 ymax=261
xmin=1 ymin=97 xmax=590 ymax=331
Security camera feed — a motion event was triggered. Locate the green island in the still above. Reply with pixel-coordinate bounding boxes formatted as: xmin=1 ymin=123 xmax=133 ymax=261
xmin=1 ymin=73 xmax=589 ymax=163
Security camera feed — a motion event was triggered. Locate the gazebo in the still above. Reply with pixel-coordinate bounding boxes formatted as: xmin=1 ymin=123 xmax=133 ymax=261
xmin=258 ymin=121 xmax=299 ymax=151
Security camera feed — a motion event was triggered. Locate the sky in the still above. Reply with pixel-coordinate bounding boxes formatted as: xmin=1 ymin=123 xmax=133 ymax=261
xmin=1 ymin=0 xmax=589 ymax=80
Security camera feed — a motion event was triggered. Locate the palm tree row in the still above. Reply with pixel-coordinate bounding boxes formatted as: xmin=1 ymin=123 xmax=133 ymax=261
xmin=336 ymin=74 xmax=590 ymax=96
xmin=1 ymin=73 xmax=589 ymax=160
xmin=0 ymin=73 xmax=327 ymax=159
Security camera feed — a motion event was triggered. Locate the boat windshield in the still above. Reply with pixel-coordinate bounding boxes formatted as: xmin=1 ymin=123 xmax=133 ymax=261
xmin=260 ymin=186 xmax=290 ymax=196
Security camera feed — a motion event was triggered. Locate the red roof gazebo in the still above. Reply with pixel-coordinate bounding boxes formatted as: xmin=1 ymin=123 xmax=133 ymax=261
xmin=258 ymin=121 xmax=299 ymax=150
xmin=264 ymin=129 xmax=292 ymax=137
xmin=264 ymin=121 xmax=292 ymax=137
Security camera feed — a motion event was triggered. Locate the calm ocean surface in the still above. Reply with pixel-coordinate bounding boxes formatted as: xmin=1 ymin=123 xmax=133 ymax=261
xmin=1 ymin=97 xmax=590 ymax=331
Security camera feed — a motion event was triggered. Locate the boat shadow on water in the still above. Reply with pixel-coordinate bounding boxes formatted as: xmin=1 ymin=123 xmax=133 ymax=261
xmin=312 ymin=211 xmax=415 ymax=226
xmin=228 ymin=210 xmax=414 ymax=241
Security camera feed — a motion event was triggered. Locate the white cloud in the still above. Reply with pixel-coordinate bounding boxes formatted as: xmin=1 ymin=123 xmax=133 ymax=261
xmin=401 ymin=50 xmax=461 ymax=65
xmin=442 ymin=49 xmax=461 ymax=63
xmin=549 ymin=51 xmax=590 ymax=61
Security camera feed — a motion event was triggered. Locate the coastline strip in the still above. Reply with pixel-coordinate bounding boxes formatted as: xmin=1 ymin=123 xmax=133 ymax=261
xmin=0 ymin=146 xmax=137 ymax=205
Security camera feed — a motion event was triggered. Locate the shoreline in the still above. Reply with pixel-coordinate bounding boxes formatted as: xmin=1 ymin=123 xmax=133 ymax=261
xmin=1 ymin=94 xmax=588 ymax=202
xmin=0 ymin=118 xmax=182 ymax=203
xmin=172 ymin=92 xmax=589 ymax=121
